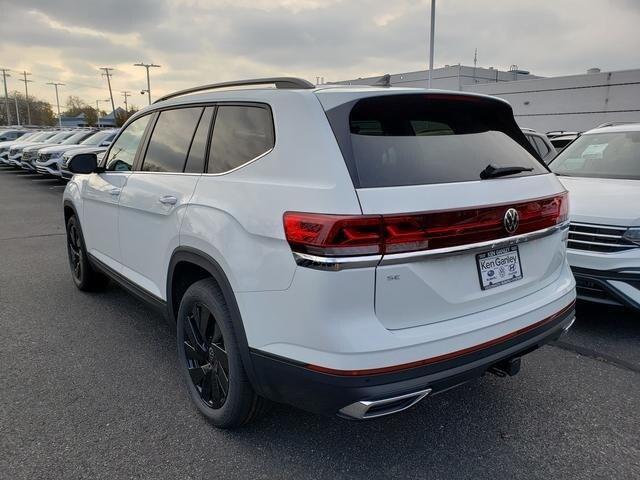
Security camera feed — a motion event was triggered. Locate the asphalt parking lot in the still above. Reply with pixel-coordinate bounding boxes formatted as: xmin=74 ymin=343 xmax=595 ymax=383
xmin=1 ymin=167 xmax=638 ymax=480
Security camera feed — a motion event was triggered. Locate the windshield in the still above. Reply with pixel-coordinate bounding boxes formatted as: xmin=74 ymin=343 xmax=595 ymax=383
xmin=27 ymin=132 xmax=53 ymax=142
xmin=48 ymin=132 xmax=74 ymax=143
xmin=81 ymin=130 xmax=114 ymax=145
xmin=550 ymin=131 xmax=640 ymax=180
xmin=62 ymin=131 xmax=93 ymax=145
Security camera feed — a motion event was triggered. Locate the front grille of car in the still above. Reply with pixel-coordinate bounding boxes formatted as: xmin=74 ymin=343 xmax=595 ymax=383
xmin=568 ymin=222 xmax=637 ymax=253
xmin=23 ymin=151 xmax=37 ymax=162
xmin=39 ymin=153 xmax=52 ymax=162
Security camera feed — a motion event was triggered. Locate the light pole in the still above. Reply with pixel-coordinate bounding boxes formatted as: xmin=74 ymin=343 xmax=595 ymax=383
xmin=428 ymin=0 xmax=436 ymax=89
xmin=134 ymin=62 xmax=161 ymax=105
xmin=47 ymin=82 xmax=65 ymax=128
xmin=95 ymin=99 xmax=110 ymax=128
xmin=14 ymin=92 xmax=20 ymax=126
xmin=1 ymin=68 xmax=11 ymax=125
xmin=20 ymin=71 xmax=33 ymax=125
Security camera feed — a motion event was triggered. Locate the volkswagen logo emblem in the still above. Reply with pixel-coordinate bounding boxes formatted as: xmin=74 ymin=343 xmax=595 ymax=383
xmin=503 ymin=208 xmax=519 ymax=234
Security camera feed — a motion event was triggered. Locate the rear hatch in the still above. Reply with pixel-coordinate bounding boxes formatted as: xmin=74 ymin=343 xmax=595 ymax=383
xmin=321 ymin=91 xmax=568 ymax=330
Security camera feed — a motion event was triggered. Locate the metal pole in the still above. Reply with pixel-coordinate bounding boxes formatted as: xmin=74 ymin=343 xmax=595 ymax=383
xmin=428 ymin=0 xmax=436 ymax=89
xmin=21 ymin=71 xmax=32 ymax=125
xmin=1 ymin=69 xmax=11 ymax=125
xmin=47 ymin=82 xmax=65 ymax=128
xmin=134 ymin=63 xmax=160 ymax=105
xmin=100 ymin=68 xmax=116 ymax=117
xmin=14 ymin=93 xmax=20 ymax=126
xmin=121 ymin=90 xmax=130 ymax=113
xmin=96 ymin=100 xmax=101 ymax=128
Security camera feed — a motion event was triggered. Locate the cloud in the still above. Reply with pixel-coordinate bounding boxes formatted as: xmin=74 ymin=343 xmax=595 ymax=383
xmin=0 ymin=0 xmax=638 ymax=108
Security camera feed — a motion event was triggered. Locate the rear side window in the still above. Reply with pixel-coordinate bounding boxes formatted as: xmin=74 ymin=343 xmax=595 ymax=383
xmin=208 ymin=105 xmax=274 ymax=174
xmin=327 ymin=94 xmax=547 ymax=188
xmin=532 ymin=136 xmax=550 ymax=157
xmin=142 ymin=107 xmax=203 ymax=173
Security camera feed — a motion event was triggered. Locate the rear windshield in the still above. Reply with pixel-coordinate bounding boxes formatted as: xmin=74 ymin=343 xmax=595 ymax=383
xmin=326 ymin=94 xmax=547 ymax=188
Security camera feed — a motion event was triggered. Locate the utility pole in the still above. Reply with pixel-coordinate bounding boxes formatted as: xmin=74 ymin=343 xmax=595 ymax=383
xmin=133 ymin=62 xmax=161 ymax=105
xmin=20 ymin=71 xmax=33 ymax=125
xmin=428 ymin=0 xmax=436 ymax=89
xmin=14 ymin=92 xmax=20 ymax=125
xmin=100 ymin=67 xmax=116 ymax=117
xmin=121 ymin=90 xmax=131 ymax=113
xmin=1 ymin=68 xmax=11 ymax=125
xmin=47 ymin=82 xmax=65 ymax=128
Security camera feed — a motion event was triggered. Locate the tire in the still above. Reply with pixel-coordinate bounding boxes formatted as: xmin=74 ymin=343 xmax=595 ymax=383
xmin=176 ymin=278 xmax=269 ymax=428
xmin=65 ymin=215 xmax=109 ymax=291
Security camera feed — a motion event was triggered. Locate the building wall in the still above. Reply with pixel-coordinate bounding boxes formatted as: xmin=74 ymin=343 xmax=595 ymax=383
xmin=463 ymin=69 xmax=640 ymax=132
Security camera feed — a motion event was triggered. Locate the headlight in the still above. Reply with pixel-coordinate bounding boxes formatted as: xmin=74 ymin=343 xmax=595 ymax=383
xmin=622 ymin=228 xmax=640 ymax=246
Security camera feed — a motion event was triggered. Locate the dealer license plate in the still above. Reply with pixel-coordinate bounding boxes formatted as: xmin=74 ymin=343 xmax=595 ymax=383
xmin=476 ymin=245 xmax=523 ymax=290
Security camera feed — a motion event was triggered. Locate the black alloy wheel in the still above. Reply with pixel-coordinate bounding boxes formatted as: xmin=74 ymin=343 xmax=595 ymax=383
xmin=183 ymin=303 xmax=230 ymax=408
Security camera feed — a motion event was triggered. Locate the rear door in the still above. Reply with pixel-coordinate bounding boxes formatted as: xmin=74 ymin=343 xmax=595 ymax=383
xmin=117 ymin=106 xmax=212 ymax=299
xmin=324 ymin=93 xmax=567 ymax=330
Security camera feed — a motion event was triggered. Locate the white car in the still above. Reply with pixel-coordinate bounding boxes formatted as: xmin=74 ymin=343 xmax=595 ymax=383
xmin=8 ymin=131 xmax=63 ymax=167
xmin=20 ymin=130 xmax=78 ymax=170
xmin=36 ymin=129 xmax=117 ymax=176
xmin=0 ymin=131 xmax=45 ymax=165
xmin=550 ymin=123 xmax=640 ymax=311
xmin=63 ymin=78 xmax=575 ymax=428
xmin=59 ymin=146 xmax=110 ymax=180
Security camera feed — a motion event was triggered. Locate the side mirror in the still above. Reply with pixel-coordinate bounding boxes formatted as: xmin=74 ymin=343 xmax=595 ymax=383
xmin=68 ymin=153 xmax=99 ymax=174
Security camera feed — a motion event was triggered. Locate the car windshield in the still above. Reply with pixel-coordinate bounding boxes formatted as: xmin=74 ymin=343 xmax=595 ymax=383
xmin=550 ymin=131 xmax=640 ymax=180
xmin=61 ymin=131 xmax=93 ymax=145
xmin=27 ymin=132 xmax=51 ymax=142
xmin=48 ymin=132 xmax=74 ymax=143
xmin=81 ymin=130 xmax=113 ymax=145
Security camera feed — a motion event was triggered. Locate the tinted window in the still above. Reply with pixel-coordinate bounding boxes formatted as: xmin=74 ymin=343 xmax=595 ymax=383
xmin=208 ymin=105 xmax=274 ymax=174
xmin=550 ymin=131 xmax=640 ymax=180
xmin=184 ymin=107 xmax=213 ymax=173
xmin=104 ymin=115 xmax=151 ymax=171
xmin=142 ymin=107 xmax=202 ymax=173
xmin=328 ymin=94 xmax=546 ymax=188
xmin=533 ymin=136 xmax=550 ymax=157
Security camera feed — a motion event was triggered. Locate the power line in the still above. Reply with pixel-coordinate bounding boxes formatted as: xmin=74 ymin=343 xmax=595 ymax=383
xmin=46 ymin=82 xmax=65 ymax=128
xmin=134 ymin=62 xmax=161 ymax=105
xmin=99 ymin=67 xmax=116 ymax=116
xmin=1 ymin=68 xmax=11 ymax=125
xmin=20 ymin=71 xmax=33 ymax=125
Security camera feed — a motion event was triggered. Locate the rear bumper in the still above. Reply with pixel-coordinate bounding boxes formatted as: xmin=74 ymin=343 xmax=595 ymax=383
xmin=572 ymin=266 xmax=640 ymax=311
xmin=250 ymin=301 xmax=575 ymax=418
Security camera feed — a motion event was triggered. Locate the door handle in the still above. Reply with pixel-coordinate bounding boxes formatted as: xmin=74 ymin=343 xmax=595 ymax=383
xmin=109 ymin=187 xmax=121 ymax=196
xmin=159 ymin=195 xmax=178 ymax=205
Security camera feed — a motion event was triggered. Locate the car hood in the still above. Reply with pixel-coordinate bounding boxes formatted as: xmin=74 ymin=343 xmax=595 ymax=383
xmin=39 ymin=144 xmax=86 ymax=154
xmin=24 ymin=142 xmax=57 ymax=152
xmin=558 ymin=175 xmax=640 ymax=227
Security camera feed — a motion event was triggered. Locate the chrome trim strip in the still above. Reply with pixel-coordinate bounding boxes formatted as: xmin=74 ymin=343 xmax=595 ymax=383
xmin=570 ymin=222 xmax=627 ymax=231
xmin=380 ymin=221 xmax=570 ymax=265
xmin=569 ymin=231 xmax=623 ymax=240
xmin=567 ymin=239 xmax=632 ymax=249
xmin=293 ymin=252 xmax=382 ymax=271
xmin=339 ymin=388 xmax=432 ymax=420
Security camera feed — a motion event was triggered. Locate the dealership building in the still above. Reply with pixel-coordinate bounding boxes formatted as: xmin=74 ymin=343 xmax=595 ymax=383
xmin=335 ymin=66 xmax=640 ymax=132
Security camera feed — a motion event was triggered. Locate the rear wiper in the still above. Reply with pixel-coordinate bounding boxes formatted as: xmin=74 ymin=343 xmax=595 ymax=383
xmin=480 ymin=163 xmax=534 ymax=180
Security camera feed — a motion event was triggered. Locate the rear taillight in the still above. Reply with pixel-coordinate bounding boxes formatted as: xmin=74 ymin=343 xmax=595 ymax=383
xmin=284 ymin=192 xmax=568 ymax=257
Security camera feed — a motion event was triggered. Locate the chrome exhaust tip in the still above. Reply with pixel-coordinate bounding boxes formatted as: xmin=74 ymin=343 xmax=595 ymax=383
xmin=338 ymin=388 xmax=432 ymax=420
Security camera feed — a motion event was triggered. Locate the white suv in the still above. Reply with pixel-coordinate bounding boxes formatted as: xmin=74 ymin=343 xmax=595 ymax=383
xmin=550 ymin=123 xmax=640 ymax=310
xmin=63 ymin=78 xmax=576 ymax=428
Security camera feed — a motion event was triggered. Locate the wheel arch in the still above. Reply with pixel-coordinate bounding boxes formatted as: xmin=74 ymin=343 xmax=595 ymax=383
xmin=167 ymin=247 xmax=261 ymax=391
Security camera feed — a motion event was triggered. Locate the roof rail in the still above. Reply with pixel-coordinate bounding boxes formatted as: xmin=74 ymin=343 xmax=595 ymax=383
xmin=154 ymin=77 xmax=315 ymax=104
xmin=594 ymin=121 xmax=640 ymax=129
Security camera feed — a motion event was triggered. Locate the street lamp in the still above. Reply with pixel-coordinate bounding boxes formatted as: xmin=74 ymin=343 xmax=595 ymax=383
xmin=95 ymin=99 xmax=110 ymax=128
xmin=133 ymin=62 xmax=161 ymax=105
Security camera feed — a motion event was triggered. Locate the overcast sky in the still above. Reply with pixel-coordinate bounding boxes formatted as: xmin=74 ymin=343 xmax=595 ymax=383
xmin=1 ymin=0 xmax=639 ymax=111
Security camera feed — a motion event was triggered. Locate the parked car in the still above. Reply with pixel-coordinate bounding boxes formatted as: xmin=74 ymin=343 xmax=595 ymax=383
xmin=8 ymin=131 xmax=61 ymax=167
xmin=34 ymin=129 xmax=106 ymax=176
xmin=63 ymin=78 xmax=575 ymax=428
xmin=522 ymin=128 xmax=557 ymax=163
xmin=0 ymin=131 xmax=43 ymax=164
xmin=0 ymin=129 xmax=30 ymax=142
xmin=20 ymin=130 xmax=78 ymax=170
xmin=549 ymin=123 xmax=640 ymax=311
xmin=547 ymin=131 xmax=580 ymax=152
